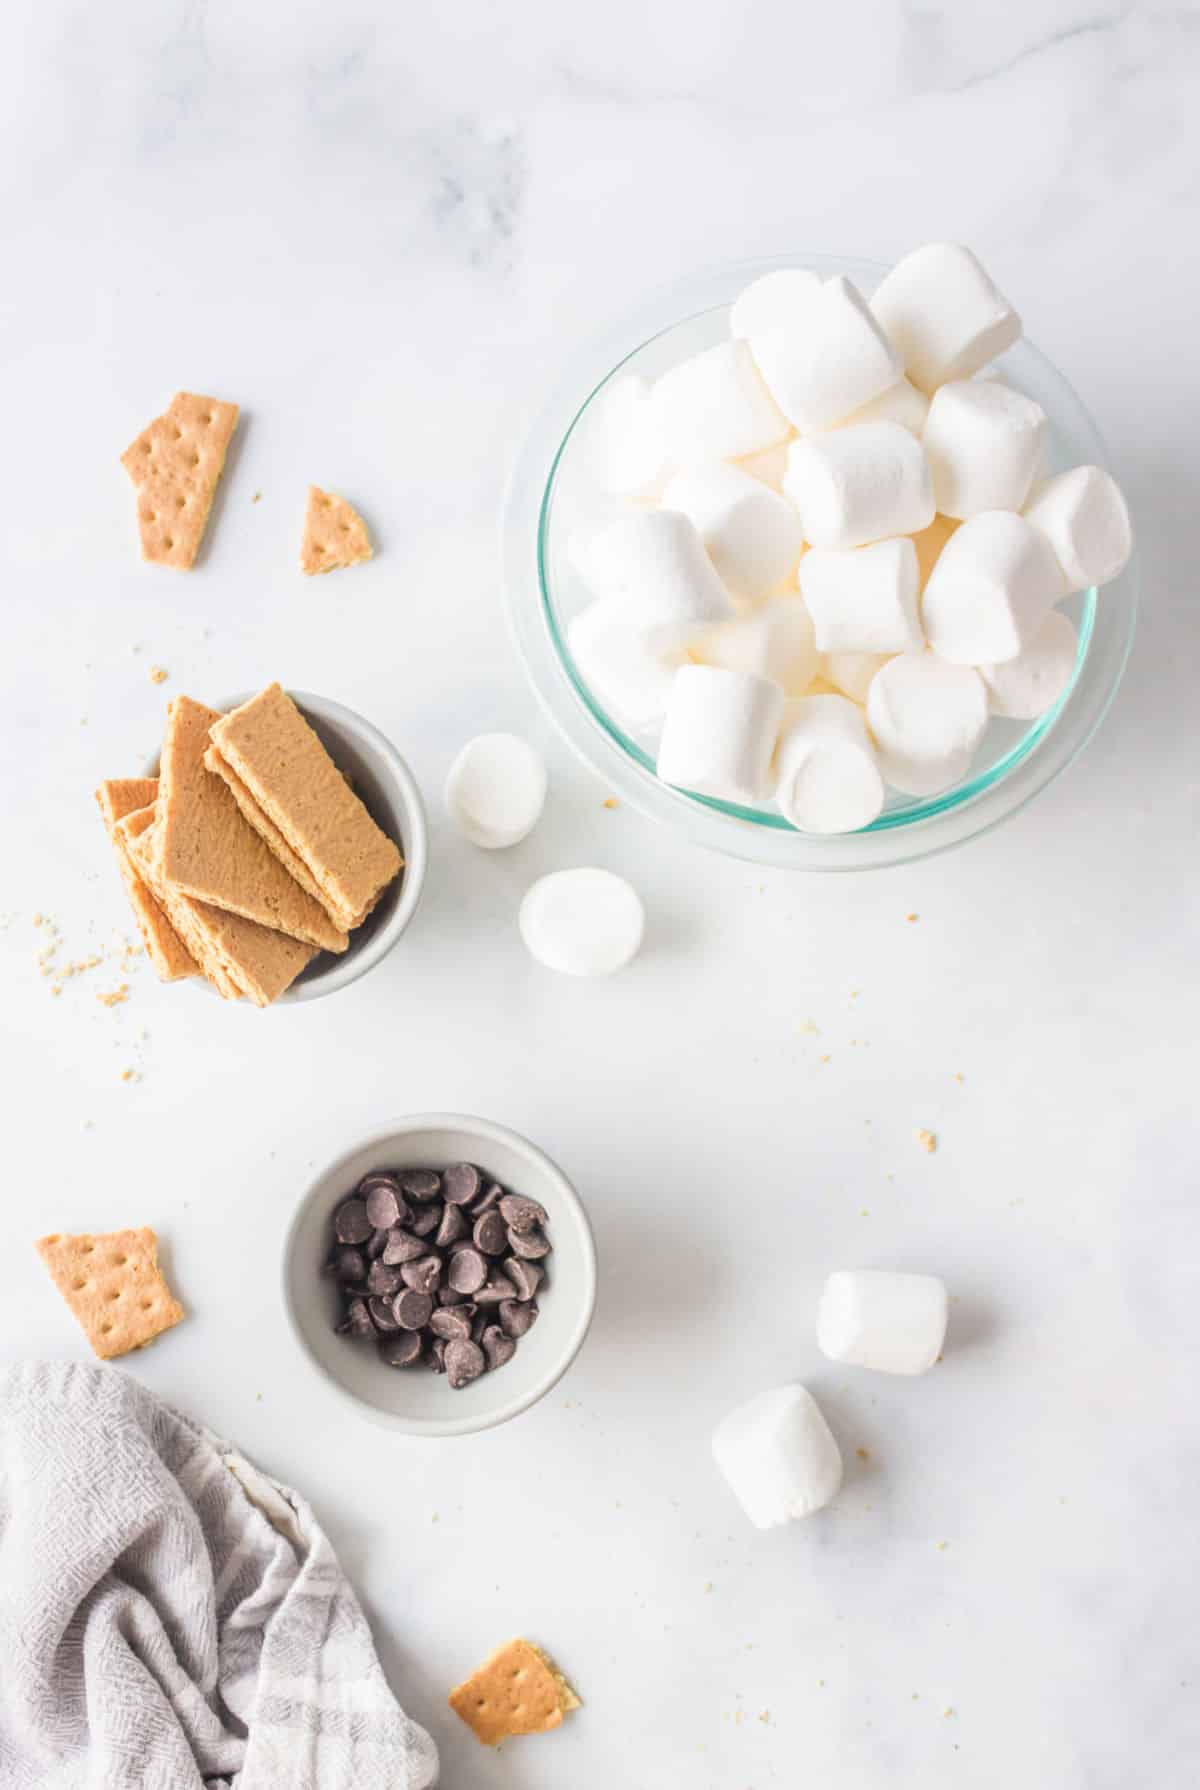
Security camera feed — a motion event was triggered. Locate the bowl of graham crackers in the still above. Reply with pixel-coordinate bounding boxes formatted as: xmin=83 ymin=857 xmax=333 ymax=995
xmin=96 ymin=682 xmax=427 ymax=1006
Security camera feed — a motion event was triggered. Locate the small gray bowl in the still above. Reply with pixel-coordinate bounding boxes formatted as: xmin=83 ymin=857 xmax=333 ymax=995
xmin=282 ymin=1114 xmax=598 ymax=1437
xmin=147 ymin=689 xmax=427 ymax=1002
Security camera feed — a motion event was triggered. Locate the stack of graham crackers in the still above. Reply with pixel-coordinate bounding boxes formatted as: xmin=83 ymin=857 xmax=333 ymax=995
xmin=96 ymin=684 xmax=403 ymax=1007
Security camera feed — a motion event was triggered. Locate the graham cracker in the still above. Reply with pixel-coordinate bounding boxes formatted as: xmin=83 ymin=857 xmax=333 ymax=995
xmin=35 ymin=1227 xmax=184 ymax=1360
xmin=119 ymin=807 xmax=243 ymax=999
xmin=121 ymin=392 xmax=239 ymax=570
xmin=300 ymin=485 xmax=374 ymax=575
xmin=95 ymin=779 xmax=198 ymax=983
xmin=209 ymin=684 xmax=402 ymax=930
xmin=158 ymin=696 xmax=348 ymax=953
xmin=449 ymin=1639 xmax=581 ymax=1747
xmin=122 ymin=811 xmax=315 ymax=1006
xmin=203 ymin=743 xmax=332 ymax=911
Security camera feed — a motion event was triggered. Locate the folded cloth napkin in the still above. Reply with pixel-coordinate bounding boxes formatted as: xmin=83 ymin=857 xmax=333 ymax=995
xmin=0 ymin=1361 xmax=438 ymax=1790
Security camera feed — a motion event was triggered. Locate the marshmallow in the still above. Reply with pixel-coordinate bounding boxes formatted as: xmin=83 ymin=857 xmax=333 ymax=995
xmin=774 ymin=694 xmax=885 ymax=833
xmin=981 ymin=608 xmax=1078 ymax=719
xmin=753 ymin=275 xmax=902 ymax=431
xmin=870 ymin=242 xmax=1022 ymax=393
xmin=661 ymin=462 xmax=805 ymax=603
xmin=586 ymin=373 xmax=668 ymax=500
xmin=657 ymin=664 xmax=784 ymax=805
xmin=821 ymin=650 xmax=891 ymax=703
xmin=444 ymin=734 xmax=547 ymax=850
xmin=712 ymin=1384 xmax=843 ymax=1528
xmin=519 ymin=868 xmax=644 ymax=977
xmin=923 ymin=379 xmax=1046 ymax=519
xmin=820 ymin=375 xmax=930 ymax=437
xmin=866 ymin=652 xmax=989 ymax=796
xmin=730 ymin=267 xmax=821 ymax=342
xmin=654 ymin=339 xmax=790 ymax=464
xmin=817 ymin=1270 xmax=948 ymax=1376
xmin=1024 ymin=465 xmax=1133 ymax=592
xmin=569 ymin=510 xmax=734 ymax=648
xmin=911 ymin=512 xmax=959 ymax=589
xmin=799 ymin=537 xmax=923 ymax=655
xmin=922 ymin=511 xmax=1066 ymax=666
xmin=692 ymin=596 xmax=819 ymax=696
xmin=567 ymin=600 xmax=682 ymax=731
xmin=734 ymin=440 xmax=793 ymax=493
xmin=784 ymin=422 xmax=935 ymax=551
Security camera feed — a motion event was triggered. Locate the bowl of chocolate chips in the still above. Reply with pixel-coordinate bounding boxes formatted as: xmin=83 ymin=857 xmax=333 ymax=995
xmin=283 ymin=1114 xmax=597 ymax=1437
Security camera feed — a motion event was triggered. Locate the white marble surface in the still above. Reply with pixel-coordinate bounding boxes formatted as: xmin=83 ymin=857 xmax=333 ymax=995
xmin=2 ymin=4 xmax=1198 ymax=1784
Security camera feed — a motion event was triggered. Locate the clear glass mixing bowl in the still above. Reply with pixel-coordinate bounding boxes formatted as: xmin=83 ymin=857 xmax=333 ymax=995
xmin=502 ymin=254 xmax=1137 ymax=869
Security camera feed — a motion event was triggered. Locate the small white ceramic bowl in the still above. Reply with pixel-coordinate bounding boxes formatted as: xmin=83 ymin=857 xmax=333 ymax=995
xmin=282 ymin=1115 xmax=597 ymax=1438
xmin=147 ymin=689 xmax=428 ymax=1002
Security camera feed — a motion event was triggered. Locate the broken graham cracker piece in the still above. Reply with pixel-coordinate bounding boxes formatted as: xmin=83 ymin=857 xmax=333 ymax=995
xmin=300 ymin=485 xmax=374 ymax=575
xmin=449 ymin=1639 xmax=581 ymax=1748
xmin=122 ymin=810 xmax=315 ymax=1006
xmin=120 ymin=392 xmax=239 ymax=570
xmin=157 ymin=696 xmax=348 ymax=954
xmin=35 ymin=1227 xmax=184 ymax=1360
xmin=95 ymin=779 xmax=199 ymax=983
xmin=118 ymin=807 xmax=242 ymax=999
xmin=209 ymin=684 xmax=402 ymax=930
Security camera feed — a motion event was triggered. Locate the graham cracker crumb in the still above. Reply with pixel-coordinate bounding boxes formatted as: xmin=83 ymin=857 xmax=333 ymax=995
xmin=148 ymin=666 xmax=168 ymax=685
xmin=120 ymin=1068 xmax=140 ymax=1083
xmin=758 ymin=1710 xmax=770 ymax=1724
xmin=906 ymin=912 xmax=919 ymax=922
xmin=916 ymin=1128 xmax=937 ymax=1154
xmin=252 ymin=491 xmax=262 ymax=503
xmin=856 ymin=1447 xmax=870 ymax=1461
xmin=603 ymin=797 xmax=619 ymax=809
xmin=97 ymin=986 xmax=129 ymax=1008
xmin=953 ymin=1072 xmax=964 ymax=1084
xmin=819 ymin=1053 xmax=831 ymax=1064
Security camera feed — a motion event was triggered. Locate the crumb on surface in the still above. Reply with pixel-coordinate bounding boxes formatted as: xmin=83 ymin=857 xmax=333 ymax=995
xmin=97 ymin=985 xmax=129 ymax=1008
xmin=148 ymin=666 xmax=168 ymax=685
xmin=906 ymin=912 xmax=919 ymax=922
xmin=252 ymin=491 xmax=262 ymax=503
xmin=120 ymin=1068 xmax=139 ymax=1084
xmin=856 ymin=1447 xmax=870 ymax=1461
xmin=819 ymin=1053 xmax=831 ymax=1064
xmin=953 ymin=1072 xmax=964 ymax=1084
xmin=916 ymin=1128 xmax=937 ymax=1154
xmin=603 ymin=796 xmax=619 ymax=809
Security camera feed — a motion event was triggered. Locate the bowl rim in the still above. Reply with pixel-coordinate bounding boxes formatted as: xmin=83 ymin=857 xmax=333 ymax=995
xmin=280 ymin=1113 xmax=598 ymax=1438
xmin=501 ymin=250 xmax=1139 ymax=871
xmin=144 ymin=687 xmax=429 ymax=1002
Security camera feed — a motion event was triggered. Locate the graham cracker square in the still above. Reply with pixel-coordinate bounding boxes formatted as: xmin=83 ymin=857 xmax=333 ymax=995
xmin=95 ymin=779 xmax=198 ymax=983
xmin=449 ymin=1638 xmax=580 ymax=1747
xmin=121 ymin=392 xmax=239 ymax=570
xmin=35 ymin=1227 xmax=184 ymax=1359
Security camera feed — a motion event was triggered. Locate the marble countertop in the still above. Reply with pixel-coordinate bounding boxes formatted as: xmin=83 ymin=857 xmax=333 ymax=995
xmin=2 ymin=3 xmax=1198 ymax=1784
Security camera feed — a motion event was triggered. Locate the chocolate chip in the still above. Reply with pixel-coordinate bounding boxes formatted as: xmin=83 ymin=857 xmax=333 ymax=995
xmin=470 ymin=1310 xmax=488 ymax=1344
xmin=366 ymin=1260 xmax=404 ymax=1298
xmin=429 ymin=1337 xmax=447 ymax=1374
xmin=331 ymin=1246 xmax=366 ymax=1283
xmin=400 ymin=1254 xmax=442 ymax=1296
xmin=474 ymin=1275 xmax=517 ymax=1306
xmin=363 ymin=1181 xmax=403 ymax=1230
xmin=499 ymin=1298 xmax=538 ymax=1337
xmin=334 ymin=1198 xmax=371 ymax=1244
xmin=505 ymin=1259 xmax=542 ymax=1301
xmin=447 ymin=1248 xmax=487 ymax=1295
xmin=444 ymin=1338 xmax=486 ymax=1389
xmin=393 ymin=1288 xmax=433 ymax=1331
xmin=378 ymin=1331 xmax=421 ymax=1368
xmin=401 ymin=1169 xmax=441 ymax=1202
xmin=408 ymin=1203 xmax=442 ymax=1239
xmin=498 ymin=1193 xmax=548 ymax=1234
xmin=368 ymin=1295 xmax=401 ymax=1332
xmin=338 ymin=1296 xmax=373 ymax=1337
xmin=472 ymin=1181 xmax=503 ymax=1215
xmin=481 ymin=1325 xmax=517 ymax=1370
xmin=507 ymin=1224 xmax=551 ymax=1260
xmin=429 ymin=1305 xmax=473 ymax=1341
xmin=443 ymin=1162 xmax=482 ymax=1206
xmin=437 ymin=1284 xmax=468 ymax=1305
xmin=435 ymin=1203 xmax=467 ymax=1248
xmin=381 ymin=1228 xmax=427 ymax=1265
xmin=473 ymin=1210 xmax=508 ymax=1256
xmin=365 ymin=1227 xmax=389 ymax=1260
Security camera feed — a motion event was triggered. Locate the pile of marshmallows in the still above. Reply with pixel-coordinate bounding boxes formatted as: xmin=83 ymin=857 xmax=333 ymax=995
xmin=570 ymin=243 xmax=1133 ymax=834
xmin=714 ymin=1269 xmax=948 ymax=1528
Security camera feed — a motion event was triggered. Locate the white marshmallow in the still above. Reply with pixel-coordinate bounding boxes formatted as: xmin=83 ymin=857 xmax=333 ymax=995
xmin=753 ymin=275 xmax=902 ymax=431
xmin=819 ymin=376 xmax=930 ymax=437
xmin=923 ymin=379 xmax=1046 ymax=519
xmin=867 ymin=652 xmax=989 ymax=796
xmin=734 ymin=440 xmax=793 ymax=493
xmin=730 ymin=268 xmax=822 ymax=342
xmin=784 ymin=422 xmax=935 ymax=551
xmin=774 ymin=694 xmax=885 ymax=834
xmin=922 ymin=511 xmax=1066 ymax=666
xmin=519 ymin=868 xmax=644 ymax=977
xmin=586 ymin=373 xmax=669 ymax=500
xmin=821 ymin=650 xmax=891 ymax=703
xmin=691 ymin=596 xmax=819 ymax=696
xmin=654 ymin=339 xmax=790 ymax=464
xmin=799 ymin=537 xmax=923 ymax=655
xmin=870 ymin=242 xmax=1022 ymax=393
xmin=712 ymin=1384 xmax=843 ymax=1528
xmin=657 ymin=664 xmax=784 ymax=805
xmin=1023 ymin=465 xmax=1133 ymax=592
xmin=567 ymin=600 xmax=682 ymax=731
xmin=817 ymin=1270 xmax=948 ymax=1376
xmin=981 ymin=608 xmax=1078 ymax=720
xmin=444 ymin=734 xmax=547 ymax=850
xmin=661 ymin=462 xmax=805 ymax=603
xmin=569 ymin=510 xmax=734 ymax=648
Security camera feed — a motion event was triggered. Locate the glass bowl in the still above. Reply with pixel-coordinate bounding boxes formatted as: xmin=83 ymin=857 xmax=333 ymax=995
xmin=502 ymin=253 xmax=1137 ymax=869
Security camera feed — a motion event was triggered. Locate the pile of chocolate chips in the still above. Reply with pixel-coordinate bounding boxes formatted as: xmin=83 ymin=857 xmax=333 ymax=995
xmin=323 ymin=1162 xmax=549 ymax=1389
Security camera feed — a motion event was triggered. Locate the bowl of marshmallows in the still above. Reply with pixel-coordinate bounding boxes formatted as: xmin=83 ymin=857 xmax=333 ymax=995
xmin=504 ymin=245 xmax=1136 ymax=869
